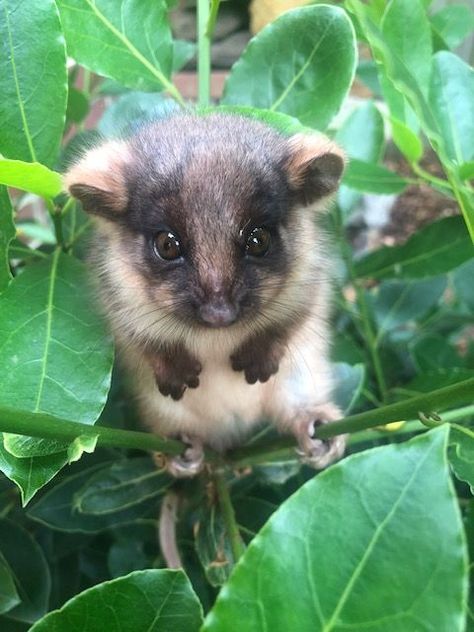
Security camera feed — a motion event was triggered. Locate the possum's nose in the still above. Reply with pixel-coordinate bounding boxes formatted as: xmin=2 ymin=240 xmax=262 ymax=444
xmin=198 ymin=297 xmax=238 ymax=327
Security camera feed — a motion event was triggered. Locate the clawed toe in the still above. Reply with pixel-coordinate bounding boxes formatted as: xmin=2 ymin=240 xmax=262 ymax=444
xmin=294 ymin=408 xmax=346 ymax=470
xmin=166 ymin=435 xmax=204 ymax=478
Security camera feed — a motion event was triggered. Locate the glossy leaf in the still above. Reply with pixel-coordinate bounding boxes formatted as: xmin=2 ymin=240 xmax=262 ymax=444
xmin=98 ymin=91 xmax=179 ymax=137
xmin=430 ymin=51 xmax=474 ymax=165
xmin=0 ymin=435 xmax=68 ymax=505
xmin=0 ymin=0 xmax=67 ymax=167
xmin=0 ymin=187 xmax=14 ymax=293
xmin=453 ymin=259 xmax=474 ymax=310
xmin=73 ymin=457 xmax=171 ymax=515
xmin=354 ymin=216 xmax=473 ymax=279
xmin=203 ymin=428 xmax=467 ymax=632
xmin=431 ymin=4 xmax=474 ymax=51
xmin=0 ymin=160 xmax=62 ymax=199
xmin=195 ymin=503 xmax=234 ymax=587
xmin=205 ymin=105 xmax=307 ymax=135
xmin=65 ymin=88 xmax=89 ymax=126
xmin=342 ymin=159 xmax=409 ymax=194
xmin=222 ymin=5 xmax=357 ymax=130
xmin=28 ymin=465 xmax=158 ymax=533
xmin=56 ymin=0 xmax=175 ymax=93
xmin=449 ymin=425 xmax=474 ymax=492
xmin=0 ymin=249 xmax=113 ymax=430
xmin=30 ymin=570 xmax=203 ymax=632
xmin=459 ymin=161 xmax=474 ymax=181
xmin=410 ymin=334 xmax=462 ymax=373
xmin=389 ymin=117 xmax=423 ymax=163
xmin=382 ymin=0 xmax=432 ymax=96
xmin=335 ymin=101 xmax=385 ymax=219
xmin=332 ymin=363 xmax=365 ymax=414
xmin=0 ymin=552 xmax=20 ymax=616
xmin=371 ymin=277 xmax=447 ymax=338
xmin=0 ymin=518 xmax=50 ymax=624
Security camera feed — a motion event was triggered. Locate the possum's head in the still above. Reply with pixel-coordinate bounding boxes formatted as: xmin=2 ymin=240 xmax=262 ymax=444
xmin=65 ymin=114 xmax=345 ymax=339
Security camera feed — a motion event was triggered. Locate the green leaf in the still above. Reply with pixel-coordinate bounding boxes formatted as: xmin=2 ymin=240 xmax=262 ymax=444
xmin=203 ymin=428 xmax=467 ymax=632
xmin=0 ymin=518 xmax=50 ymax=624
xmin=0 ymin=187 xmax=15 ymax=293
xmin=0 ymin=0 xmax=67 ymax=167
xmin=56 ymin=0 xmax=176 ymax=95
xmin=371 ymin=277 xmax=447 ymax=338
xmin=389 ymin=117 xmax=423 ymax=163
xmin=222 ymin=5 xmax=357 ymax=130
xmin=0 ymin=250 xmax=113 ymax=426
xmin=72 ymin=457 xmax=171 ymax=515
xmin=65 ymin=88 xmax=90 ymax=126
xmin=0 ymin=436 xmax=68 ymax=505
xmin=0 ymin=250 xmax=113 ymax=494
xmin=449 ymin=425 xmax=474 ymax=491
xmin=204 ymin=105 xmax=307 ymax=135
xmin=454 ymin=259 xmax=474 ymax=310
xmin=28 ymin=465 xmax=159 ymax=533
xmin=335 ymin=101 xmax=385 ymax=218
xmin=459 ymin=161 xmax=474 ymax=181
xmin=30 ymin=570 xmax=203 ymax=632
xmin=98 ymin=91 xmax=179 ymax=137
xmin=354 ymin=216 xmax=474 ymax=279
xmin=0 ymin=552 xmax=20 ymax=616
xmin=430 ymin=51 xmax=474 ymax=165
xmin=431 ymin=4 xmax=474 ymax=51
xmin=382 ymin=0 xmax=432 ymax=97
xmin=0 ymin=160 xmax=63 ymax=199
xmin=342 ymin=158 xmax=409 ymax=194
xmin=409 ymin=333 xmax=463 ymax=373
xmin=195 ymin=503 xmax=234 ymax=587
xmin=67 ymin=434 xmax=99 ymax=463
xmin=332 ymin=363 xmax=365 ymax=414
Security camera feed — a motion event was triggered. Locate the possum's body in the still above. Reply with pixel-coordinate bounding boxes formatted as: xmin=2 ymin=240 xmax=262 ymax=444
xmin=65 ymin=113 xmax=346 ymax=472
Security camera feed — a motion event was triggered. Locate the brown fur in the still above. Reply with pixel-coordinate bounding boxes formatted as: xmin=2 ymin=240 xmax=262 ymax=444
xmin=65 ymin=113 xmax=346 ymax=465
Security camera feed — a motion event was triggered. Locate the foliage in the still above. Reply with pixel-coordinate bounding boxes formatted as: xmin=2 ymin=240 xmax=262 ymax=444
xmin=0 ymin=0 xmax=473 ymax=630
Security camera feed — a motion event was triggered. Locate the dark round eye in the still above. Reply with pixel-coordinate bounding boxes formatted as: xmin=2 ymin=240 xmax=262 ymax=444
xmin=246 ymin=227 xmax=271 ymax=257
xmin=153 ymin=231 xmax=182 ymax=261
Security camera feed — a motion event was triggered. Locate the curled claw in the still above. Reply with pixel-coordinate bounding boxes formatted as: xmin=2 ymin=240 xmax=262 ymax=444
xmin=165 ymin=435 xmax=204 ymax=478
xmin=293 ymin=405 xmax=346 ymax=470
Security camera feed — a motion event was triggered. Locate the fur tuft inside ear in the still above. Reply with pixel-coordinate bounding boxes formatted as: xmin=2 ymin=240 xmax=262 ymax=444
xmin=63 ymin=140 xmax=131 ymax=218
xmin=285 ymin=133 xmax=346 ymax=206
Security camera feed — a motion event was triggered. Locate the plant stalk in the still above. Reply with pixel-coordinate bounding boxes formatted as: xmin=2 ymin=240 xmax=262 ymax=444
xmin=214 ymin=470 xmax=246 ymax=562
xmin=198 ymin=0 xmax=211 ymax=107
xmin=1 ymin=379 xmax=473 ymax=467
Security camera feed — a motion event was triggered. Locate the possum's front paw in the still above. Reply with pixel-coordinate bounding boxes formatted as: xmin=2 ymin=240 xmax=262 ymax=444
xmin=231 ymin=339 xmax=283 ymax=384
xmin=294 ymin=403 xmax=346 ymax=470
xmin=149 ymin=350 xmax=202 ymax=401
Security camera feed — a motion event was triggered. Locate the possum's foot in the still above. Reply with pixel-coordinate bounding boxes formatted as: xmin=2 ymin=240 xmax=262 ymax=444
xmin=165 ymin=435 xmax=204 ymax=478
xmin=294 ymin=404 xmax=346 ymax=470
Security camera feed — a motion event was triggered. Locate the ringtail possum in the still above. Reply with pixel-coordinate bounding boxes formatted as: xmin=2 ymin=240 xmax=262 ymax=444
xmin=65 ymin=113 xmax=346 ymax=476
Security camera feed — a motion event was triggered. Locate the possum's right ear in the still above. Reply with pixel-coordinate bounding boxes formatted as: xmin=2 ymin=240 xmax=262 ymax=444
xmin=64 ymin=141 xmax=131 ymax=218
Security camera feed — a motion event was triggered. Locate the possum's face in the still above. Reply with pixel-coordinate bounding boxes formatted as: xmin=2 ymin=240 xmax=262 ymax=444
xmin=65 ymin=114 xmax=344 ymax=335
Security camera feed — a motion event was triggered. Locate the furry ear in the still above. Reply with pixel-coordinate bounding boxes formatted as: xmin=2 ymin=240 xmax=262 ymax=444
xmin=285 ymin=133 xmax=346 ymax=206
xmin=64 ymin=140 xmax=131 ymax=218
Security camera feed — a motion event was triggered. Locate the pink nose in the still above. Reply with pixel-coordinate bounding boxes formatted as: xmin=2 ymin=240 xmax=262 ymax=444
xmin=198 ymin=299 xmax=237 ymax=327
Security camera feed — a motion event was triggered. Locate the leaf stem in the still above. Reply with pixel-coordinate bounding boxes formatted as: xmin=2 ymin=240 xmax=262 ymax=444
xmin=226 ymin=378 xmax=474 ymax=467
xmin=213 ymin=470 xmax=245 ymax=562
xmin=1 ymin=380 xmax=473 ymax=468
xmin=46 ymin=199 xmax=65 ymax=249
xmin=198 ymin=0 xmax=211 ymax=107
xmin=0 ymin=407 xmax=185 ymax=455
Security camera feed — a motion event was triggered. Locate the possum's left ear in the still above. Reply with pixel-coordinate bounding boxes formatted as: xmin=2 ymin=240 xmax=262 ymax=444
xmin=285 ymin=133 xmax=346 ymax=206
xmin=64 ymin=140 xmax=131 ymax=219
